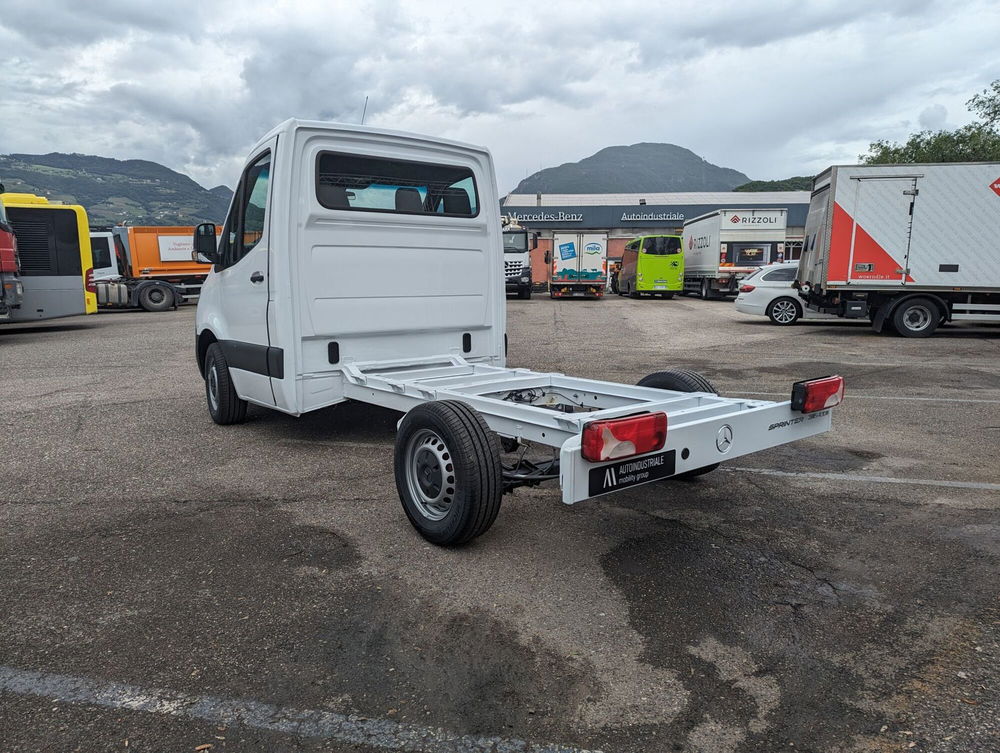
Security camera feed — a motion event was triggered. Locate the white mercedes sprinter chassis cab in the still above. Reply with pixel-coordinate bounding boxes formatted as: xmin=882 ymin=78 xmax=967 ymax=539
xmin=193 ymin=120 xmax=843 ymax=545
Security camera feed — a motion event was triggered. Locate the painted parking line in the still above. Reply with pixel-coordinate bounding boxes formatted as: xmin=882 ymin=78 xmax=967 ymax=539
xmin=724 ymin=467 xmax=1000 ymax=492
xmin=725 ymin=391 xmax=1000 ymax=405
xmin=0 ymin=665 xmax=599 ymax=753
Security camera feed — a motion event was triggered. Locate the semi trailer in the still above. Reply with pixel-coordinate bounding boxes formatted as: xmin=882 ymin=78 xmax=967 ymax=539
xmin=797 ymin=163 xmax=1000 ymax=336
xmin=192 ymin=119 xmax=843 ymax=545
xmin=682 ymin=209 xmax=788 ymax=298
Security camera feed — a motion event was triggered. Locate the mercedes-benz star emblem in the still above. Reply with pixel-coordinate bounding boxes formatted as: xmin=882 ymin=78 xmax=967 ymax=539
xmin=716 ymin=424 xmax=734 ymax=453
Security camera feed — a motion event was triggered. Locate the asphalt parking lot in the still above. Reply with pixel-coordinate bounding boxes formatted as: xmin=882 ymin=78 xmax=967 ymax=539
xmin=1 ymin=295 xmax=998 ymax=753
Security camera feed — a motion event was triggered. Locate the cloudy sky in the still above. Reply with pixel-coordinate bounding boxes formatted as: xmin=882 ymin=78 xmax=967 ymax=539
xmin=1 ymin=0 xmax=998 ymax=193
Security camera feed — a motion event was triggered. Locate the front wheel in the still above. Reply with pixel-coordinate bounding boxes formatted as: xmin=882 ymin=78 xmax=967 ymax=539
xmin=700 ymin=279 xmax=711 ymax=300
xmin=767 ymin=297 xmax=801 ymax=325
xmin=518 ymin=286 xmax=532 ymax=300
xmin=637 ymin=369 xmax=720 ymax=479
xmin=204 ymin=343 xmax=248 ymax=425
xmin=394 ymin=400 xmax=503 ymax=545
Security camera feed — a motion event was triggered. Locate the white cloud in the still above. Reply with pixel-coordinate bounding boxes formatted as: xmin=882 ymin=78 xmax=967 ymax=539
xmin=0 ymin=0 xmax=997 ymax=193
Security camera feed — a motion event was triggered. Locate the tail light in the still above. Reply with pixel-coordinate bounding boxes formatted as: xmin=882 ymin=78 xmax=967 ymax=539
xmin=85 ymin=267 xmax=96 ymax=294
xmin=582 ymin=412 xmax=667 ymax=463
xmin=739 ymin=284 xmax=755 ymax=293
xmin=791 ymin=375 xmax=844 ymax=413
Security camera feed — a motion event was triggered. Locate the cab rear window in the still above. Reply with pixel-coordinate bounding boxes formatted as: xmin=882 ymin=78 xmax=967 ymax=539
xmin=316 ymin=152 xmax=478 ymax=217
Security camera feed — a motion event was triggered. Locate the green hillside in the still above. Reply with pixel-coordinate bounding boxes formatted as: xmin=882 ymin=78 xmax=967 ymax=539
xmin=0 ymin=152 xmax=232 ymax=226
xmin=734 ymin=176 xmax=814 ymax=191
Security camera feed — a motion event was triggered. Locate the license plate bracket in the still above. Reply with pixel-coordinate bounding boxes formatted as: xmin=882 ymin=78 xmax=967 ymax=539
xmin=588 ymin=450 xmax=676 ymax=497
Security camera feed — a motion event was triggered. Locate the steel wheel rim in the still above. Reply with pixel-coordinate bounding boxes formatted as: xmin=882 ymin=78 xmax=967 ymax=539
xmin=149 ymin=288 xmax=165 ymax=303
xmin=208 ymin=365 xmax=220 ymax=412
xmin=405 ymin=429 xmax=455 ymax=521
xmin=772 ymin=299 xmax=797 ymax=323
xmin=903 ymin=305 xmax=931 ymax=331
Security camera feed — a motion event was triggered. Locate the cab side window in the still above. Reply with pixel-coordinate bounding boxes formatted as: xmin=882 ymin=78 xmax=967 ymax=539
xmin=220 ymin=151 xmax=271 ymax=269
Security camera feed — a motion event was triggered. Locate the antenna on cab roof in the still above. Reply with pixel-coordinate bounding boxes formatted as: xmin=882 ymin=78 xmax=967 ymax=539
xmin=361 ymin=96 xmax=369 ymax=125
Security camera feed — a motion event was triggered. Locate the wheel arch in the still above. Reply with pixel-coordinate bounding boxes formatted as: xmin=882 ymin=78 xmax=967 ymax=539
xmin=874 ymin=292 xmax=950 ymax=332
xmin=196 ymin=328 xmax=218 ymax=376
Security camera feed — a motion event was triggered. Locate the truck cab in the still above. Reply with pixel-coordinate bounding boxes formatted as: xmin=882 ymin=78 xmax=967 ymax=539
xmin=502 ymin=219 xmax=533 ymax=299
xmin=0 ymin=189 xmax=24 ymax=320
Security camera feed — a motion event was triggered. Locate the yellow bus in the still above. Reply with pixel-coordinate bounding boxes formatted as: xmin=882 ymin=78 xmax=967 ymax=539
xmin=0 ymin=193 xmax=97 ymax=321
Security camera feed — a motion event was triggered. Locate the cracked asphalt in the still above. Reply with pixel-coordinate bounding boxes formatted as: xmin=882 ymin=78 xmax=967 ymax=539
xmin=0 ymin=296 xmax=998 ymax=752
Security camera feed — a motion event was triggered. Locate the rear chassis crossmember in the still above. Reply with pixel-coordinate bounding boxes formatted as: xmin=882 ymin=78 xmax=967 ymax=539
xmin=340 ymin=355 xmax=832 ymax=504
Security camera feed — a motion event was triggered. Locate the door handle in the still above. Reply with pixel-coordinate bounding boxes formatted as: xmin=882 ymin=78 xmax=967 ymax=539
xmin=250 ymin=271 xmax=264 ymax=284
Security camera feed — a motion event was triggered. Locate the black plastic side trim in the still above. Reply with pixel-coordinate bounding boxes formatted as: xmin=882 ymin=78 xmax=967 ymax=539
xmin=220 ymin=340 xmax=284 ymax=379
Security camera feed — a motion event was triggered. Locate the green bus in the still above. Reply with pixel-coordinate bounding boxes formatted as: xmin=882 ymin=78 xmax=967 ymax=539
xmin=617 ymin=235 xmax=684 ymax=299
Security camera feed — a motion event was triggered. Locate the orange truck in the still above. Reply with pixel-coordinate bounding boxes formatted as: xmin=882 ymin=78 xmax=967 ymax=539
xmin=93 ymin=225 xmax=217 ymax=311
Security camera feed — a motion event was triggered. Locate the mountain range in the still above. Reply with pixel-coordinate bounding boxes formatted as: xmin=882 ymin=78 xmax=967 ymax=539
xmin=0 ymin=152 xmax=232 ymax=226
xmin=0 ymin=146 xmax=809 ymax=227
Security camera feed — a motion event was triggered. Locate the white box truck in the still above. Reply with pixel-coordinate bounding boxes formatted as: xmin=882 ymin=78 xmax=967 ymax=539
xmin=192 ymin=119 xmax=843 ymax=545
xmin=682 ymin=209 xmax=787 ymax=298
xmin=797 ymin=163 xmax=1000 ymax=336
xmin=548 ymin=232 xmax=607 ymax=298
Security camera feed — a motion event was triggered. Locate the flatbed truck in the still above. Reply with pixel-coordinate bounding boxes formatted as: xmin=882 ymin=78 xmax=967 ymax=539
xmin=192 ymin=120 xmax=844 ymax=545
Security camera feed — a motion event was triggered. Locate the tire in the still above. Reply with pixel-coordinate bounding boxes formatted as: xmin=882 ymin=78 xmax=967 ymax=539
xmin=661 ymin=292 xmax=675 ymax=300
xmin=767 ymin=297 xmax=802 ymax=325
xmin=394 ymin=400 xmax=503 ymax=545
xmin=637 ymin=369 xmax=720 ymax=479
xmin=892 ymin=297 xmax=941 ymax=338
xmin=204 ymin=343 xmax=248 ymax=425
xmin=628 ymin=282 xmax=639 ymax=299
xmin=700 ymin=279 xmax=711 ymax=300
xmin=138 ymin=284 xmax=174 ymax=312
xmin=518 ymin=286 xmax=531 ymax=300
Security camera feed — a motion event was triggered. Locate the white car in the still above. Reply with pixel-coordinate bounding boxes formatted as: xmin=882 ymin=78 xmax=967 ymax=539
xmin=734 ymin=262 xmax=821 ymax=325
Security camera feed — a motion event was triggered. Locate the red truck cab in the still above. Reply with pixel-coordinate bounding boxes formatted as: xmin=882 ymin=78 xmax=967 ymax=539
xmin=0 ymin=188 xmax=24 ymax=320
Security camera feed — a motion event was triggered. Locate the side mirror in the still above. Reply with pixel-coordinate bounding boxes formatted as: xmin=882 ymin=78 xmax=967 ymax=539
xmin=544 ymin=249 xmax=551 ymax=264
xmin=531 ymin=233 xmax=540 ymax=250
xmin=193 ymin=223 xmax=219 ymax=263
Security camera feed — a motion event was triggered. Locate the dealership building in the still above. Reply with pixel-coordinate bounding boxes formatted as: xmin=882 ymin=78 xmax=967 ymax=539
xmin=500 ymin=191 xmax=811 ymax=285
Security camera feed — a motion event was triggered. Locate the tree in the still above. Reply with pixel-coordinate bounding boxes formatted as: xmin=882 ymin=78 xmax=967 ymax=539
xmin=968 ymin=80 xmax=1000 ymax=129
xmin=860 ymin=79 xmax=1000 ymax=164
xmin=734 ymin=177 xmax=814 ymax=192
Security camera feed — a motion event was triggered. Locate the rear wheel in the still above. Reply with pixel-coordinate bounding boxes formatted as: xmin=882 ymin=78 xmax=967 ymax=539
xmin=204 ymin=343 xmax=248 ymax=425
xmin=700 ymin=279 xmax=711 ymax=300
xmin=892 ymin=297 xmax=941 ymax=337
xmin=138 ymin=284 xmax=173 ymax=312
xmin=394 ymin=400 xmax=503 ymax=545
xmin=637 ymin=369 xmax=720 ymax=479
xmin=767 ymin=297 xmax=801 ymax=325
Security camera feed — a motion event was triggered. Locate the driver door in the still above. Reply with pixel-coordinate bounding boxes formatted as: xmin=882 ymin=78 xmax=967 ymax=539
xmin=216 ymin=141 xmax=277 ymax=406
